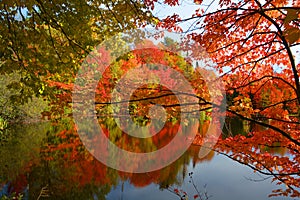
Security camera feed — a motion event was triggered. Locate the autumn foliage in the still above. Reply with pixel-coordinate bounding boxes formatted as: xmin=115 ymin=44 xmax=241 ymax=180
xmin=1 ymin=0 xmax=300 ymax=198
xmin=146 ymin=0 xmax=300 ymax=197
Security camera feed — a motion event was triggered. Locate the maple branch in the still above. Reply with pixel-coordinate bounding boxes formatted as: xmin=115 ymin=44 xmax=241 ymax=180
xmin=104 ymin=0 xmax=123 ymax=29
xmin=215 ymin=40 xmax=282 ymax=67
xmin=47 ymin=23 xmax=63 ymax=62
xmin=251 ymin=79 xmax=271 ymax=97
xmin=241 ymin=32 xmax=278 ymax=86
xmin=31 ymin=6 xmax=81 ymax=59
xmin=261 ymin=7 xmax=300 ymax=12
xmin=257 ymin=116 xmax=300 ymax=125
xmin=94 ymin=90 xmax=212 ymax=106
xmin=129 ymin=0 xmax=147 ymax=17
xmin=176 ymin=6 xmax=256 ymax=24
xmin=227 ymin=109 xmax=300 ymax=146
xmin=218 ymin=44 xmax=292 ymax=79
xmin=215 ymin=149 xmax=299 ymax=177
xmin=205 ymin=145 xmax=300 ymax=193
xmin=95 ymin=106 xmax=211 ymax=118
xmin=245 ymin=154 xmax=298 ymax=192
xmin=184 ymin=0 xmax=217 ymax=34
xmin=206 ymin=16 xmax=271 ymax=55
xmin=4 ymin=5 xmax=29 ymax=73
xmin=227 ymin=75 xmax=297 ymax=93
xmin=259 ymin=98 xmax=297 ymax=112
xmin=175 ymin=2 xmax=299 ymax=111
xmin=34 ymin=0 xmax=88 ymax=53
xmin=261 ymin=143 xmax=299 ymax=154
xmin=198 ymin=144 xmax=300 ymax=193
xmin=253 ymin=0 xmax=300 ymax=105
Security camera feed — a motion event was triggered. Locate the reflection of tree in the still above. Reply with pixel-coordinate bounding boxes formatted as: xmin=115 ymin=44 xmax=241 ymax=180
xmin=0 ymin=116 xmax=220 ymax=199
xmin=5 ymin=116 xmax=296 ymax=199
xmin=37 ymin=118 xmax=118 ymax=200
xmin=44 ymin=118 xmax=216 ymax=189
xmin=0 ymin=123 xmax=50 ymax=199
xmin=189 ymin=145 xmax=215 ymax=168
xmin=4 ymin=106 xmax=297 ymax=199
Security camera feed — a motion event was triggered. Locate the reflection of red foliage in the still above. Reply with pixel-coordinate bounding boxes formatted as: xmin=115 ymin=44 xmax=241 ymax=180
xmin=152 ymin=122 xmax=179 ymax=149
xmin=67 ymin=156 xmax=110 ymax=187
xmin=188 ymin=145 xmax=215 ymax=167
xmin=119 ymin=170 xmax=161 ymax=188
xmin=130 ymin=172 xmax=158 ymax=188
xmin=43 ymin=124 xmax=111 ymax=188
xmin=8 ymin=174 xmax=28 ymax=195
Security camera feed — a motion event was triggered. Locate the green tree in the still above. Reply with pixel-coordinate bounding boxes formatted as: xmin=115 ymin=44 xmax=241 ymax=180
xmin=0 ymin=0 xmax=154 ymax=104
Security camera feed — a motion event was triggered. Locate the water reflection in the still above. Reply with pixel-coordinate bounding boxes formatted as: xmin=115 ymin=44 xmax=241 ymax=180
xmin=0 ymin=118 xmax=290 ymax=200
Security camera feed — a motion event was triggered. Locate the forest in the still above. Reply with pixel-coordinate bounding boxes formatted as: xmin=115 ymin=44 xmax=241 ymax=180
xmin=0 ymin=0 xmax=299 ymax=199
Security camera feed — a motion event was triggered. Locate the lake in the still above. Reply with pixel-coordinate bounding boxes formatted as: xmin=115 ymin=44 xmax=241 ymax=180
xmin=0 ymin=118 xmax=294 ymax=200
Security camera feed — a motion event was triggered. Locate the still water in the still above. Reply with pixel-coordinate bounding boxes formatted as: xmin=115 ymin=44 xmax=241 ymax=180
xmin=0 ymin=119 xmax=293 ymax=200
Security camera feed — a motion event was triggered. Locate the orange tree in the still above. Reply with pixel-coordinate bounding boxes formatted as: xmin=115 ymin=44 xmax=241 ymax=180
xmin=143 ymin=0 xmax=300 ymax=198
